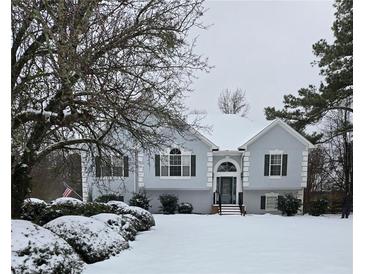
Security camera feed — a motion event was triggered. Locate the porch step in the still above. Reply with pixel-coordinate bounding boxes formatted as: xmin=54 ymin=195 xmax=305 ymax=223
xmin=219 ymin=205 xmax=243 ymax=215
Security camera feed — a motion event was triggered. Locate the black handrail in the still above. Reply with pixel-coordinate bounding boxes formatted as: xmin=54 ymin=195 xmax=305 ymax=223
xmin=218 ymin=192 xmax=222 ymax=215
xmin=238 ymin=192 xmax=243 ymax=216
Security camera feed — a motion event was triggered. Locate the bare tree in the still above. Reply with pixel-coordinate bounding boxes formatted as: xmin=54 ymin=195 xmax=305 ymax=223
xmin=217 ymin=88 xmax=249 ymax=116
xmin=11 ymin=0 xmax=209 ymax=217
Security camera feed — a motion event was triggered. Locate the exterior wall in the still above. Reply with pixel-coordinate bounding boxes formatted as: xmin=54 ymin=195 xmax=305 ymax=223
xmin=82 ymin=151 xmax=136 ymax=203
xmin=244 ymin=189 xmax=304 ymax=214
xmin=245 ymin=125 xmax=307 ymax=191
xmin=146 ymin=189 xmax=212 ymax=214
xmin=142 ymin=132 xmax=212 ymax=190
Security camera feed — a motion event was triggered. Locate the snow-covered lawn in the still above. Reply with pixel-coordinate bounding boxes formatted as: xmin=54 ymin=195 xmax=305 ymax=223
xmin=84 ymin=214 xmax=352 ymax=274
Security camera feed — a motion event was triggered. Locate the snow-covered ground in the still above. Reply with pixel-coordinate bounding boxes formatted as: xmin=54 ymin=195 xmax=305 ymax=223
xmin=84 ymin=214 xmax=352 ymax=274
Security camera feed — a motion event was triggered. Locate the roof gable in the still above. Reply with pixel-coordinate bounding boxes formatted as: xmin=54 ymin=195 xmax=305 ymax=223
xmin=238 ymin=119 xmax=315 ymax=150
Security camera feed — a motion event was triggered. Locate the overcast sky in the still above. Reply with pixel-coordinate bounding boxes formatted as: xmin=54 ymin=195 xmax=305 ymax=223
xmin=185 ymin=0 xmax=335 ymax=124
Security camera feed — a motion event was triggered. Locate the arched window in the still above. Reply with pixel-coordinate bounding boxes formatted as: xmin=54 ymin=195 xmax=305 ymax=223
xmin=160 ymin=148 xmax=191 ymax=177
xmin=170 ymin=148 xmax=181 ymax=155
xmin=169 ymin=148 xmax=182 ymax=176
xmin=217 ymin=161 xmax=237 ymax=172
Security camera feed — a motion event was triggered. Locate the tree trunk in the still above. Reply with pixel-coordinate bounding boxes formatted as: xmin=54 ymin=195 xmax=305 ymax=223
xmin=11 ymin=162 xmax=32 ymax=218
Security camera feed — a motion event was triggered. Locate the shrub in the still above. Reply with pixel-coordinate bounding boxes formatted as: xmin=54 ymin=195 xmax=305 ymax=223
xmin=159 ymin=194 xmax=178 ymax=214
xmin=128 ymin=206 xmax=155 ymax=230
xmin=178 ymin=202 xmax=193 ymax=214
xmin=51 ymin=197 xmax=84 ymax=205
xmin=308 ymin=199 xmax=328 ymax=216
xmin=95 ymin=194 xmax=124 ymax=203
xmin=277 ymin=194 xmax=302 ymax=216
xmin=107 ymin=201 xmax=131 ymax=215
xmin=129 ymin=192 xmax=151 ymax=210
xmin=80 ymin=203 xmax=113 ymax=217
xmin=12 ymin=220 xmax=84 ymax=274
xmin=21 ymin=198 xmax=48 ymax=224
xmin=44 ymin=216 xmax=129 ymax=264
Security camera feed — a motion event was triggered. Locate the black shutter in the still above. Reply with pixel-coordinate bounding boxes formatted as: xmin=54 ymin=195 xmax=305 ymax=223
xmin=155 ymin=154 xmax=160 ymax=176
xmin=123 ymin=156 xmax=129 ymax=177
xmin=191 ymin=155 xmax=196 ymax=176
xmin=264 ymin=154 xmax=270 ymax=176
xmin=278 ymin=195 xmax=284 ymax=210
xmin=282 ymin=154 xmax=288 ymax=176
xmin=260 ymin=196 xmax=266 ymax=209
xmin=95 ymin=156 xmax=101 ymax=177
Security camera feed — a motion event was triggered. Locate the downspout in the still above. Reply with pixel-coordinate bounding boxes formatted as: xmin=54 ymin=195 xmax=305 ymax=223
xmin=134 ymin=148 xmax=138 ymax=193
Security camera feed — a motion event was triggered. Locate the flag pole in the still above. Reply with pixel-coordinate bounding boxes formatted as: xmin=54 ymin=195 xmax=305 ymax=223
xmin=63 ymin=182 xmax=83 ymax=200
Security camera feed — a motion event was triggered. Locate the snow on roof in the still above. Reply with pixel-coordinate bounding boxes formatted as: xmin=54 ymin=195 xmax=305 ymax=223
xmin=199 ymin=113 xmax=270 ymax=151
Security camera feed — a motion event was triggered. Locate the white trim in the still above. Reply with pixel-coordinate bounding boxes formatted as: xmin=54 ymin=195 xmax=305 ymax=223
xmin=160 ymin=149 xmax=192 ymax=177
xmin=212 ymin=150 xmax=243 ymax=156
xmin=243 ymin=182 xmax=250 ymax=187
xmin=160 ymin=176 xmax=192 ymax=180
xmin=265 ymin=192 xmax=279 ymax=211
xmin=269 ymin=149 xmax=283 ymax=154
xmin=243 ymin=166 xmax=249 ymax=171
xmin=214 ymin=157 xmax=242 ymax=174
xmin=268 ymin=153 xmax=283 ymax=176
xmin=238 ymin=119 xmax=315 ymax=150
xmin=269 ymin=176 xmax=282 ymax=179
xmin=301 ymin=182 xmax=307 ymax=187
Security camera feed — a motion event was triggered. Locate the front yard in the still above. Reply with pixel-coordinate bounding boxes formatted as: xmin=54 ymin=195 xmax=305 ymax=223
xmin=84 ymin=214 xmax=352 ymax=274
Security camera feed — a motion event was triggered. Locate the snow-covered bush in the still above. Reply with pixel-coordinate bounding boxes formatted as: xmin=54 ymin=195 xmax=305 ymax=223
xmin=277 ymin=194 xmax=302 ymax=216
xmin=21 ymin=198 xmax=48 ymax=224
xmin=94 ymin=194 xmax=124 ymax=203
xmin=80 ymin=202 xmax=113 ymax=216
xmin=178 ymin=202 xmax=193 ymax=214
xmin=129 ymin=192 xmax=151 ymax=210
xmin=44 ymin=216 xmax=129 ymax=263
xmin=106 ymin=201 xmax=155 ymax=231
xmin=308 ymin=199 xmax=329 ymax=216
xmin=120 ymin=215 xmax=138 ymax=241
xmin=107 ymin=200 xmax=131 ymax=214
xmin=91 ymin=213 xmax=137 ymax=241
xmin=129 ymin=206 xmax=155 ymax=230
xmin=51 ymin=197 xmax=84 ymax=206
xmin=159 ymin=194 xmax=178 ymax=214
xmin=91 ymin=213 xmax=125 ymax=234
xmin=12 ymin=220 xmax=84 ymax=274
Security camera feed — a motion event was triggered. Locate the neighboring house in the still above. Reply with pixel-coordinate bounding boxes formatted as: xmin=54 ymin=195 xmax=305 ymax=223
xmin=81 ymin=115 xmax=315 ymax=214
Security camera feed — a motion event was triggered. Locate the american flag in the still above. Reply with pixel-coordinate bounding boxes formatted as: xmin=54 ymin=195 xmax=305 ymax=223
xmin=63 ymin=187 xmax=73 ymax=197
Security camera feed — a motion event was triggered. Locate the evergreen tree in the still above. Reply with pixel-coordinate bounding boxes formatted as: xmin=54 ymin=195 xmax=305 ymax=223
xmin=265 ymin=0 xmax=352 ymax=143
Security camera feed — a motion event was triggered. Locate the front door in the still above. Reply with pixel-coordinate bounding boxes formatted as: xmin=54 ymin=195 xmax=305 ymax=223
xmin=219 ymin=177 xmax=237 ymax=204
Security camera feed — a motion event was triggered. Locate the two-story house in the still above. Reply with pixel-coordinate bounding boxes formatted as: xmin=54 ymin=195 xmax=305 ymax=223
xmin=81 ymin=115 xmax=314 ymax=214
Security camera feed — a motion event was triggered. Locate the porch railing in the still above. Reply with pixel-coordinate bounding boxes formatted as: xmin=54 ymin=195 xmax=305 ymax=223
xmin=213 ymin=191 xmax=222 ymax=214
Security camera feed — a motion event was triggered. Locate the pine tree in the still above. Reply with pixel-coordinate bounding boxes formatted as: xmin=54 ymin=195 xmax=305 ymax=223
xmin=264 ymin=0 xmax=352 ymax=143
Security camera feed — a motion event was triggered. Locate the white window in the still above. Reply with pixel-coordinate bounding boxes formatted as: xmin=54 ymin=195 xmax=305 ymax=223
xmin=265 ymin=193 xmax=279 ymax=211
xmin=270 ymin=154 xmax=282 ymax=176
xmin=160 ymin=148 xmax=191 ymax=177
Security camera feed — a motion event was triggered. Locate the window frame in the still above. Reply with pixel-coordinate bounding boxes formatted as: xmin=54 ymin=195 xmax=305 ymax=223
xmin=269 ymin=154 xmax=283 ymax=177
xmin=265 ymin=192 xmax=279 ymax=211
xmin=160 ymin=148 xmax=192 ymax=178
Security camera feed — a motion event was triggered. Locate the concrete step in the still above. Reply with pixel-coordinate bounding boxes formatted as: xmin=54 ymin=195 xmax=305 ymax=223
xmin=220 ymin=205 xmax=243 ymax=215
